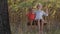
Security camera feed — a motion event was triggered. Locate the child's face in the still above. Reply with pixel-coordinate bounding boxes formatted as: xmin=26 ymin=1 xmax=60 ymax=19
xmin=37 ymin=5 xmax=42 ymax=10
xmin=29 ymin=8 xmax=34 ymax=12
xmin=32 ymin=8 xmax=34 ymax=11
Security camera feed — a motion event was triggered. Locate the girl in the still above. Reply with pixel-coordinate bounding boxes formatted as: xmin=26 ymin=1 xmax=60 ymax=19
xmin=35 ymin=3 xmax=48 ymax=34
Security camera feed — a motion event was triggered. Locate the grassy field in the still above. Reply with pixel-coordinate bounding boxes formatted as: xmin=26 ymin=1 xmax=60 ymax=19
xmin=10 ymin=20 xmax=60 ymax=34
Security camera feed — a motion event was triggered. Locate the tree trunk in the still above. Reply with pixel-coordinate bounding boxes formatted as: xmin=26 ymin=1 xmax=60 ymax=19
xmin=0 ymin=0 xmax=11 ymax=34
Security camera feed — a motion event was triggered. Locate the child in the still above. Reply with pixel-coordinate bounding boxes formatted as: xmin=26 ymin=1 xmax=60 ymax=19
xmin=26 ymin=8 xmax=35 ymax=26
xmin=26 ymin=7 xmax=35 ymax=33
xmin=35 ymin=3 xmax=48 ymax=34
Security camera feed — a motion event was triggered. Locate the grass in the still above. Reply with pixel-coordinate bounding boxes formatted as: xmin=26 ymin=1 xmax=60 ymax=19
xmin=10 ymin=21 xmax=60 ymax=34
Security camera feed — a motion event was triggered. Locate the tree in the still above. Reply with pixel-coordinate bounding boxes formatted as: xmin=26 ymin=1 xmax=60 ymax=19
xmin=0 ymin=0 xmax=11 ymax=34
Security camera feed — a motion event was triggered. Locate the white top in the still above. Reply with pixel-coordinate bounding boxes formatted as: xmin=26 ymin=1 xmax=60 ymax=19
xmin=35 ymin=10 xmax=48 ymax=20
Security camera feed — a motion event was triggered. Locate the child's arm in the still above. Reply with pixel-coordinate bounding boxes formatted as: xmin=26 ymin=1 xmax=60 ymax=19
xmin=43 ymin=7 xmax=48 ymax=16
xmin=43 ymin=10 xmax=48 ymax=16
xmin=45 ymin=8 xmax=48 ymax=15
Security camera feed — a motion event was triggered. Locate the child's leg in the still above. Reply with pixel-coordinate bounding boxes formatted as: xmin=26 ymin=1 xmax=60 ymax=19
xmin=32 ymin=20 xmax=35 ymax=29
xmin=32 ymin=20 xmax=37 ymax=30
xmin=40 ymin=20 xmax=44 ymax=34
xmin=28 ymin=20 xmax=33 ymax=32
xmin=42 ymin=19 xmax=47 ymax=25
xmin=37 ymin=20 xmax=41 ymax=34
xmin=30 ymin=20 xmax=33 ymax=26
xmin=27 ymin=20 xmax=32 ymax=33
xmin=41 ymin=19 xmax=44 ymax=23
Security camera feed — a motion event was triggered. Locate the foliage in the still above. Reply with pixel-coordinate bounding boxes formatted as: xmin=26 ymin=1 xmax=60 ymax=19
xmin=8 ymin=0 xmax=60 ymax=34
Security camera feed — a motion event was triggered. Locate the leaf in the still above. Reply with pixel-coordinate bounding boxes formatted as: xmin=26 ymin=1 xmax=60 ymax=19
xmin=51 ymin=10 xmax=56 ymax=16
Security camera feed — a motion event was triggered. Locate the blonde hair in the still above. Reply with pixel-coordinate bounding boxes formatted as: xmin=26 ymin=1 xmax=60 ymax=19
xmin=37 ymin=3 xmax=42 ymax=7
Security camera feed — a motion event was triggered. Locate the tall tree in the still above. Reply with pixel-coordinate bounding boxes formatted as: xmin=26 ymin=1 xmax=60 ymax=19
xmin=0 ymin=0 xmax=11 ymax=34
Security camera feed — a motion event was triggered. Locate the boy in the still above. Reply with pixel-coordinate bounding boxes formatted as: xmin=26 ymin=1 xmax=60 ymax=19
xmin=35 ymin=3 xmax=48 ymax=34
xmin=27 ymin=7 xmax=35 ymax=26
xmin=26 ymin=7 xmax=35 ymax=33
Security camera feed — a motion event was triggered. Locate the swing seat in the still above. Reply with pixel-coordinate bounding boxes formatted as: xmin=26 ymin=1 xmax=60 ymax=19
xmin=44 ymin=22 xmax=47 ymax=25
xmin=32 ymin=20 xmax=38 ymax=25
xmin=32 ymin=20 xmax=47 ymax=26
xmin=43 ymin=21 xmax=47 ymax=25
xmin=27 ymin=22 xmax=31 ymax=26
xmin=27 ymin=20 xmax=47 ymax=26
xmin=27 ymin=20 xmax=38 ymax=26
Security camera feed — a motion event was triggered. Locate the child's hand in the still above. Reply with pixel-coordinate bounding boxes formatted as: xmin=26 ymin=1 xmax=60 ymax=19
xmin=45 ymin=6 xmax=48 ymax=13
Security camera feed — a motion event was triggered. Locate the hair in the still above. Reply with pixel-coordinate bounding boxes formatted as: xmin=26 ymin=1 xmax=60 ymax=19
xmin=28 ymin=7 xmax=33 ymax=11
xmin=36 ymin=3 xmax=42 ymax=8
